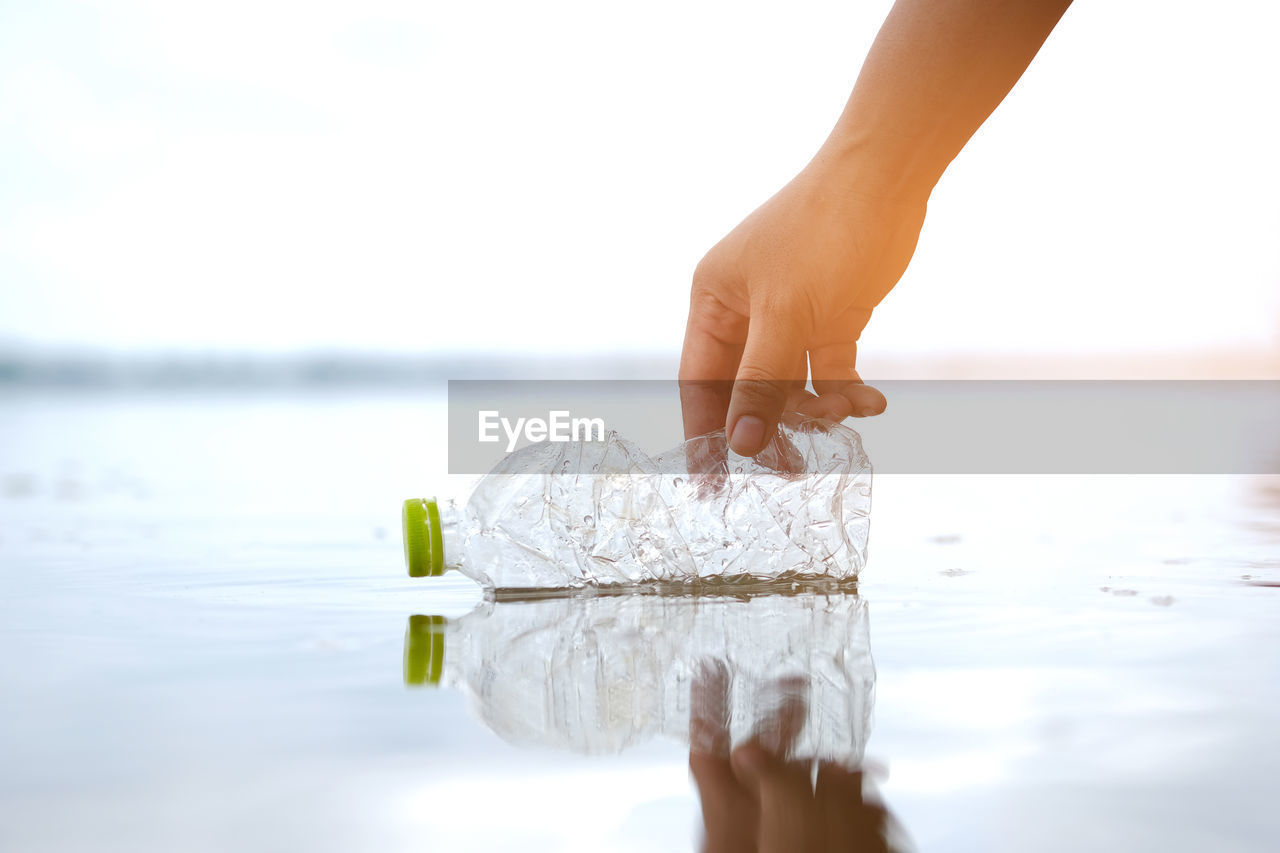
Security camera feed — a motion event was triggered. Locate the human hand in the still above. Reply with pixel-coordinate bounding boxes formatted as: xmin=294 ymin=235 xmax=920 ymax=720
xmin=679 ymin=154 xmax=927 ymax=455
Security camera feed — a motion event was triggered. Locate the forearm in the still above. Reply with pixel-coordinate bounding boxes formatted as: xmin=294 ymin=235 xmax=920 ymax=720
xmin=816 ymin=0 xmax=1073 ymax=200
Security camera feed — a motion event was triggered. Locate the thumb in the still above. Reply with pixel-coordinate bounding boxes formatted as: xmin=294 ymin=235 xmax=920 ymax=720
xmin=726 ymin=310 xmax=803 ymax=456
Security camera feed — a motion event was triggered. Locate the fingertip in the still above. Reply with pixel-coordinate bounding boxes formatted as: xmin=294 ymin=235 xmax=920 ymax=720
xmin=847 ymin=384 xmax=887 ymax=418
xmin=728 ymin=415 xmax=767 ymax=456
xmin=814 ymin=394 xmax=854 ymax=422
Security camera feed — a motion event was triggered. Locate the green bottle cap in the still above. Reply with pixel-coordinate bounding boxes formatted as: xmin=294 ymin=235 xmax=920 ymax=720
xmin=404 ymin=614 xmax=446 ymax=686
xmin=403 ymin=497 xmax=445 ymax=578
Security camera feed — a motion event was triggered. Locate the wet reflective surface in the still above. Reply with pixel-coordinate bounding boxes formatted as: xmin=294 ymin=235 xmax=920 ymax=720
xmin=2 ymin=391 xmax=1279 ymax=851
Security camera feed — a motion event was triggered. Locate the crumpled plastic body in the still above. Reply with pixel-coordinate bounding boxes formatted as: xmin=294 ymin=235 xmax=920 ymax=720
xmin=446 ymin=414 xmax=872 ymax=592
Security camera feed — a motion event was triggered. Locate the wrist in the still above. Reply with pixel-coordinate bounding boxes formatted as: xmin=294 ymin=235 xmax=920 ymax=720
xmin=811 ymin=121 xmax=941 ymax=208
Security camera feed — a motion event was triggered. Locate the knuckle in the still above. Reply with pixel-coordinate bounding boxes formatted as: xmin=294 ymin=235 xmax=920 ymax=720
xmin=751 ymin=287 xmax=815 ymax=336
xmin=690 ymin=256 xmax=722 ymax=295
xmin=732 ymin=371 xmax=791 ymax=404
xmin=752 ymin=287 xmax=792 ymax=314
xmin=734 ymin=363 xmax=780 ymax=384
xmin=687 ymin=288 xmax=746 ymax=342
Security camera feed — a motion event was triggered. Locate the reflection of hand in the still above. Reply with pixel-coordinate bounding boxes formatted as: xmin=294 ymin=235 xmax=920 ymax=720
xmin=689 ymin=659 xmax=904 ymax=852
xmin=730 ymin=746 xmax=896 ymax=853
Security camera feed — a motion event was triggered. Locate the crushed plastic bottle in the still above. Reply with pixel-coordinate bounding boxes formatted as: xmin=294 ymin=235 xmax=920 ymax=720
xmin=404 ymin=586 xmax=874 ymax=767
xmin=403 ymin=413 xmax=872 ymax=592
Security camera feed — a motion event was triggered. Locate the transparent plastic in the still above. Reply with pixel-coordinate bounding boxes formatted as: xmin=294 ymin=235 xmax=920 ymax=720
xmin=434 ymin=414 xmax=872 ymax=592
xmin=405 ymin=587 xmax=874 ymax=767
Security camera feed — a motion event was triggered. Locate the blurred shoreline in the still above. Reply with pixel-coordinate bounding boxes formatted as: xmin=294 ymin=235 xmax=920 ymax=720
xmin=0 ymin=346 xmax=1276 ymax=390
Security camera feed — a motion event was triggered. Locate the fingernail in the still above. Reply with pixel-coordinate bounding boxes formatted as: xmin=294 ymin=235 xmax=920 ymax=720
xmin=729 ymin=415 xmax=766 ymax=455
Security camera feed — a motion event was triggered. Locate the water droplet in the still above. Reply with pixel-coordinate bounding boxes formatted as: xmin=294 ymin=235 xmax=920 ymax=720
xmin=734 ymin=466 xmax=743 ymax=475
xmin=583 ymin=514 xmax=593 ymax=525
xmin=673 ymin=477 xmax=683 ymax=488
xmin=561 ymin=459 xmax=571 ymax=471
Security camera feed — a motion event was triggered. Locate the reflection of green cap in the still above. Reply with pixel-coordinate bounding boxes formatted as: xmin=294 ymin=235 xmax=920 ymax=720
xmin=403 ymin=497 xmax=444 ymax=578
xmin=404 ymin=614 xmax=446 ymax=686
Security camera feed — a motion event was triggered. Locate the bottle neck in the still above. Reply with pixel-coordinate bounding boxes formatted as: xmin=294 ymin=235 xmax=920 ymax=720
xmin=438 ymin=501 xmax=463 ymax=569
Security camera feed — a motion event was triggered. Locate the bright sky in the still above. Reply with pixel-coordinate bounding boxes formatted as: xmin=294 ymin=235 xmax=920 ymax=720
xmin=1 ymin=0 xmax=1277 ymax=356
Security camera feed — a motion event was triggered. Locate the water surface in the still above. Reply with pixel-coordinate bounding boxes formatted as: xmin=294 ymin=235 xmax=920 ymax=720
xmin=1 ymin=390 xmax=1277 ymax=851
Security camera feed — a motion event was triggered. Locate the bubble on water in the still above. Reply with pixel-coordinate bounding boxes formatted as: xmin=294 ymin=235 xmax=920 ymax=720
xmin=561 ymin=459 xmax=571 ymax=472
xmin=734 ymin=466 xmax=743 ymax=475
xmin=583 ymin=515 xmax=593 ymax=525
xmin=673 ymin=477 xmax=683 ymax=488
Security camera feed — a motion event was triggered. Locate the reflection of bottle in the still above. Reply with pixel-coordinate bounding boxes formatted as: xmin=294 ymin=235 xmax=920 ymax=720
xmin=404 ymin=586 xmax=874 ymax=767
xmin=403 ymin=415 xmax=872 ymax=592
